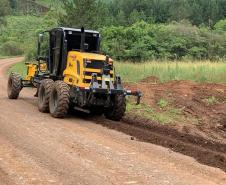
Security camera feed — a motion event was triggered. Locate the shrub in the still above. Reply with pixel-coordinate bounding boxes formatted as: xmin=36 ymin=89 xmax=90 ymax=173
xmin=1 ymin=41 xmax=23 ymax=56
xmin=214 ymin=19 xmax=226 ymax=31
xmin=25 ymin=45 xmax=37 ymax=61
xmin=0 ymin=13 xmax=58 ymax=58
xmin=101 ymin=21 xmax=226 ymax=61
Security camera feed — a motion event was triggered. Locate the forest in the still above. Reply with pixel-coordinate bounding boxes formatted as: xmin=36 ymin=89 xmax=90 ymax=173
xmin=1 ymin=0 xmax=226 ymax=61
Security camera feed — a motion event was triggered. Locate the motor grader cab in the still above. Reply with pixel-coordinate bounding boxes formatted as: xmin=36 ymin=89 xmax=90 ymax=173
xmin=7 ymin=27 xmax=141 ymax=121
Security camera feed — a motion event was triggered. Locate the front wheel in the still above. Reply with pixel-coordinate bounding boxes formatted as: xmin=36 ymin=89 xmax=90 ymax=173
xmin=7 ymin=73 xmax=22 ymax=99
xmin=104 ymin=94 xmax=126 ymax=121
xmin=49 ymin=81 xmax=70 ymax=118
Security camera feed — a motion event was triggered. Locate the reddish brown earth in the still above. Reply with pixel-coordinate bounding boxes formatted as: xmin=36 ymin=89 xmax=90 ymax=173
xmin=124 ymin=76 xmax=226 ymax=172
xmin=0 ymin=58 xmax=226 ymax=185
xmin=126 ymin=77 xmax=226 ymax=136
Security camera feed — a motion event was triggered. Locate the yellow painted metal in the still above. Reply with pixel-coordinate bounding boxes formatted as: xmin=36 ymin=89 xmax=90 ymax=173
xmin=40 ymin=63 xmax=47 ymax=72
xmin=25 ymin=63 xmax=47 ymax=81
xmin=24 ymin=51 xmax=114 ymax=88
xmin=24 ymin=64 xmax=37 ymax=81
xmin=63 ymin=51 xmax=114 ymax=88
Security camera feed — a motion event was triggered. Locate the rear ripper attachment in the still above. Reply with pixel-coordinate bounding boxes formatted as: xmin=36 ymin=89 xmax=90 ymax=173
xmin=7 ymin=27 xmax=141 ymax=121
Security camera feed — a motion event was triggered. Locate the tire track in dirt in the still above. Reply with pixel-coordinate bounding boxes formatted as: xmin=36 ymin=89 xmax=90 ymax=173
xmin=86 ymin=107 xmax=226 ymax=172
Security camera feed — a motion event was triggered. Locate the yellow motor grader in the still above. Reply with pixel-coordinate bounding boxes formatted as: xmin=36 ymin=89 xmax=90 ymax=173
xmin=7 ymin=27 xmax=141 ymax=121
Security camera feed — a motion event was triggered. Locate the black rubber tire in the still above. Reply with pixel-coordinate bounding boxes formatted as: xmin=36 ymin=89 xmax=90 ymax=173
xmin=7 ymin=73 xmax=22 ymax=99
xmin=38 ymin=79 xmax=54 ymax=113
xmin=49 ymin=81 xmax=70 ymax=118
xmin=104 ymin=94 xmax=126 ymax=121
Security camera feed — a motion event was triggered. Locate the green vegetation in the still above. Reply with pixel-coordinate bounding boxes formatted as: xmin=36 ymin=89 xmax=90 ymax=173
xmin=158 ymin=98 xmax=169 ymax=109
xmin=59 ymin=0 xmax=226 ymax=28
xmin=8 ymin=61 xmax=27 ymax=77
xmin=36 ymin=0 xmax=52 ymax=6
xmin=203 ymin=96 xmax=219 ymax=105
xmin=1 ymin=41 xmax=23 ymax=56
xmin=101 ymin=21 xmax=226 ymax=61
xmin=2 ymin=0 xmax=226 ymax=61
xmin=59 ymin=0 xmax=107 ymax=29
xmin=0 ymin=0 xmax=10 ymax=26
xmin=127 ymin=102 xmax=198 ymax=125
xmin=115 ymin=61 xmax=226 ymax=83
xmin=0 ymin=12 xmax=57 ymax=58
xmin=36 ymin=0 xmax=63 ymax=9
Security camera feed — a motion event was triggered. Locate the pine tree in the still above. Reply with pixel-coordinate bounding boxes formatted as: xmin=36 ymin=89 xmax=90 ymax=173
xmin=169 ymin=0 xmax=191 ymax=22
xmin=0 ymin=0 xmax=10 ymax=26
xmin=59 ymin=0 xmax=107 ymax=29
xmin=9 ymin=0 xmax=17 ymax=9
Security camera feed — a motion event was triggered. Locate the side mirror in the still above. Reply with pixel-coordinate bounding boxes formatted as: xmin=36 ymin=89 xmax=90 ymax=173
xmin=38 ymin=33 xmax=44 ymax=43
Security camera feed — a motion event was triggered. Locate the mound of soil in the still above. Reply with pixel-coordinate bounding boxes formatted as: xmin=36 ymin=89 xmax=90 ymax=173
xmin=126 ymin=79 xmax=226 ymax=143
xmin=140 ymin=76 xmax=160 ymax=84
xmin=117 ymin=78 xmax=226 ymax=171
xmin=76 ymin=78 xmax=226 ymax=172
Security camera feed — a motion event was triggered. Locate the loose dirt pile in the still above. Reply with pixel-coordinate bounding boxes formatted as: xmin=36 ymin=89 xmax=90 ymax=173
xmin=104 ymin=77 xmax=226 ymax=172
xmin=126 ymin=78 xmax=226 ymax=140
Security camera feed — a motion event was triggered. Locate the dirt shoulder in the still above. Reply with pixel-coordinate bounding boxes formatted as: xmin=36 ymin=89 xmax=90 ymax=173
xmin=0 ymin=58 xmax=226 ymax=185
xmin=123 ymin=77 xmax=226 ymax=171
xmin=126 ymin=77 xmax=226 ymax=141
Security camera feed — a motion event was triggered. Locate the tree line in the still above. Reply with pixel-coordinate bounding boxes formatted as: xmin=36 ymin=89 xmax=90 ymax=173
xmin=58 ymin=0 xmax=226 ymax=60
xmin=59 ymin=0 xmax=226 ymax=29
xmin=2 ymin=0 xmax=226 ymax=61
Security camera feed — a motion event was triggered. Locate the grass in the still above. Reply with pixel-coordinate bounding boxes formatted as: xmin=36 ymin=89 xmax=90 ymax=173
xmin=127 ymin=101 xmax=198 ymax=125
xmin=158 ymin=98 xmax=169 ymax=109
xmin=0 ymin=55 xmax=11 ymax=59
xmin=36 ymin=0 xmax=52 ymax=7
xmin=8 ymin=62 xmax=27 ymax=77
xmin=36 ymin=0 xmax=63 ymax=9
xmin=9 ymin=60 xmax=226 ymax=84
xmin=203 ymin=96 xmax=219 ymax=105
xmin=115 ymin=60 xmax=226 ymax=83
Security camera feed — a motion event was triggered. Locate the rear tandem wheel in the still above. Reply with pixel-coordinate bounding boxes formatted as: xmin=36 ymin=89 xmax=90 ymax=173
xmin=49 ymin=81 xmax=70 ymax=118
xmin=38 ymin=79 xmax=54 ymax=113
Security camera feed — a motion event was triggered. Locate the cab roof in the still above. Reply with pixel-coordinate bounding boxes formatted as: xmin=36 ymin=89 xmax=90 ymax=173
xmin=50 ymin=27 xmax=100 ymax=34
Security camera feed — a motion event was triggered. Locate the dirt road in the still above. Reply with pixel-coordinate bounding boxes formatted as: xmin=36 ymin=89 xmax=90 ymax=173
xmin=0 ymin=58 xmax=226 ymax=185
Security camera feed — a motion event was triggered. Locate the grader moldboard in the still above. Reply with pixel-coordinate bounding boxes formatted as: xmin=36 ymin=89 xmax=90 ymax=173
xmin=7 ymin=27 xmax=141 ymax=121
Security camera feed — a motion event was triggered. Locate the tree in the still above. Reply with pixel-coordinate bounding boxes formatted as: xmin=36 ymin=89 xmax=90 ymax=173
xmin=59 ymin=0 xmax=108 ymax=29
xmin=188 ymin=0 xmax=204 ymax=25
xmin=9 ymin=0 xmax=17 ymax=9
xmin=129 ymin=10 xmax=146 ymax=24
xmin=151 ymin=0 xmax=171 ymax=23
xmin=116 ymin=10 xmax=127 ymax=26
xmin=0 ymin=0 xmax=11 ymax=26
xmin=169 ymin=0 xmax=191 ymax=22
